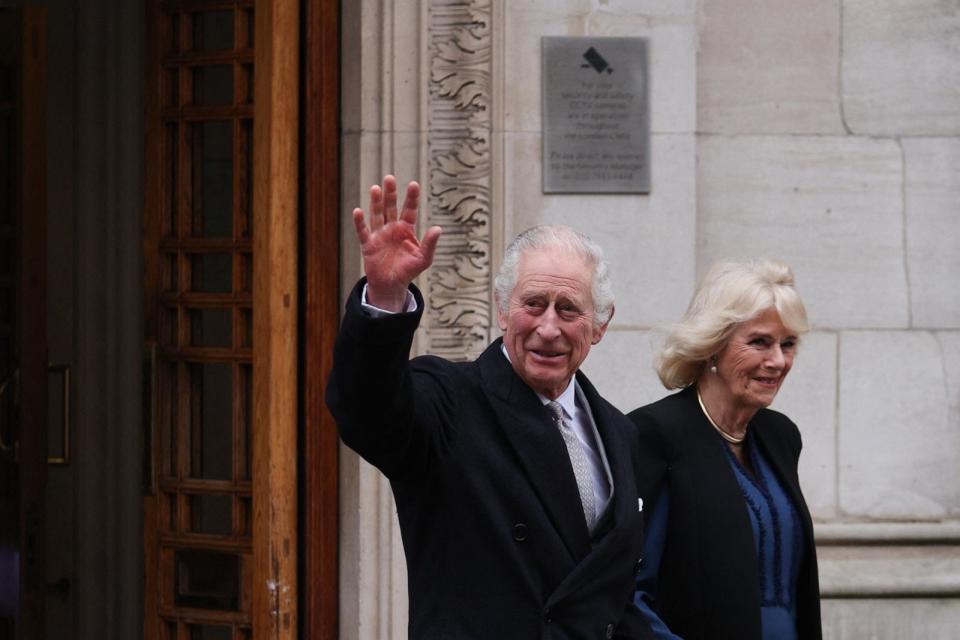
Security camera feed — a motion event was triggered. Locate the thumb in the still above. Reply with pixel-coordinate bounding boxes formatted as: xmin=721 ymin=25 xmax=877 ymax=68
xmin=420 ymin=226 xmax=443 ymax=268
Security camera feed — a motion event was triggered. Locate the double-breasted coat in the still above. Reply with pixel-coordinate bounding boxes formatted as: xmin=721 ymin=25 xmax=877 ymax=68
xmin=326 ymin=280 xmax=653 ymax=639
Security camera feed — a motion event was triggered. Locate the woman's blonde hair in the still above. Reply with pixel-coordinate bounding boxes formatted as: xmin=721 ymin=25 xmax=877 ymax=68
xmin=656 ymin=258 xmax=809 ymax=389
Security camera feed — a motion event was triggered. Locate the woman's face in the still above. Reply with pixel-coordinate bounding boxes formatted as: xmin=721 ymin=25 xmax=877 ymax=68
xmin=713 ymin=308 xmax=798 ymax=413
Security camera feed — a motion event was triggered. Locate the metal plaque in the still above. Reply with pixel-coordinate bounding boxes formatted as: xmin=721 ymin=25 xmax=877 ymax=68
xmin=542 ymin=37 xmax=649 ymax=193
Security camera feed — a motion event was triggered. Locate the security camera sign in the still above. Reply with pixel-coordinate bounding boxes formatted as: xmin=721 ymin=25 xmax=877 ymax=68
xmin=542 ymin=37 xmax=650 ymax=194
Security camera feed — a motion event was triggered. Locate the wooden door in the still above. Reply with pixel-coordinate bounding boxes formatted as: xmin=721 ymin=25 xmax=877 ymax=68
xmin=142 ymin=4 xmax=258 ymax=638
xmin=0 ymin=8 xmax=47 ymax=640
xmin=143 ymin=1 xmax=339 ymax=638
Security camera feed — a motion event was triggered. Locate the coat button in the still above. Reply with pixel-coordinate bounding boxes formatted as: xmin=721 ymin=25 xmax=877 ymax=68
xmin=512 ymin=523 xmax=528 ymax=541
xmin=543 ymin=607 xmax=552 ymax=624
xmin=605 ymin=622 xmax=614 ymax=638
xmin=634 ymin=557 xmax=643 ymax=574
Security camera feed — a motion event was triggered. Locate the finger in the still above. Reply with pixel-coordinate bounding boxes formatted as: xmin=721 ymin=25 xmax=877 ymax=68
xmin=399 ymin=181 xmax=421 ymax=225
xmin=419 ymin=225 xmax=443 ymax=269
xmin=369 ymin=184 xmax=384 ymax=231
xmin=383 ymin=175 xmax=398 ymax=223
xmin=352 ymin=208 xmax=370 ymax=245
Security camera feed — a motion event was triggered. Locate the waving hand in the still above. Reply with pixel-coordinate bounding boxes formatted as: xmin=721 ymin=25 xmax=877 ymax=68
xmin=353 ymin=175 xmax=442 ymax=311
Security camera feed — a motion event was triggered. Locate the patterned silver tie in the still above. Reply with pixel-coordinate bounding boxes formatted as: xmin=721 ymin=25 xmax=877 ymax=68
xmin=546 ymin=401 xmax=597 ymax=530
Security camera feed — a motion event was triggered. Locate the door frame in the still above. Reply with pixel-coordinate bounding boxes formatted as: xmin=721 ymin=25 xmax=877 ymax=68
xmin=300 ymin=0 xmax=340 ymax=637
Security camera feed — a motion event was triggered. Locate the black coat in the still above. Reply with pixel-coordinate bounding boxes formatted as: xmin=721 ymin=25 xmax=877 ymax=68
xmin=326 ymin=280 xmax=653 ymax=639
xmin=628 ymin=387 xmax=822 ymax=640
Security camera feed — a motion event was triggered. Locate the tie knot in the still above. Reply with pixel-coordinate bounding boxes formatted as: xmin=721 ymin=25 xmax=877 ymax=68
xmin=546 ymin=401 xmax=565 ymax=424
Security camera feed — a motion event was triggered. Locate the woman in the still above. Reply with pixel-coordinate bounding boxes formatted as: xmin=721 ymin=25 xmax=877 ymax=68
xmin=630 ymin=258 xmax=822 ymax=640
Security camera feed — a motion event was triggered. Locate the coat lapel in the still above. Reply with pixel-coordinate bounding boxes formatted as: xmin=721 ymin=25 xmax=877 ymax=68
xmin=544 ymin=371 xmax=637 ymax=603
xmin=478 ymin=340 xmax=592 ymax=561
xmin=752 ymin=415 xmax=815 ymax=546
xmin=576 ymin=371 xmax=630 ymax=532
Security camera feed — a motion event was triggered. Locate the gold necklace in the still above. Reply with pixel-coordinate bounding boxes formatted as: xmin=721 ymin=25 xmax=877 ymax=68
xmin=696 ymin=387 xmax=746 ymax=445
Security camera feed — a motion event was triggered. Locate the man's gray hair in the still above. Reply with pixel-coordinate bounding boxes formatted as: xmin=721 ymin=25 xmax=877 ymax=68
xmin=493 ymin=225 xmax=614 ymax=327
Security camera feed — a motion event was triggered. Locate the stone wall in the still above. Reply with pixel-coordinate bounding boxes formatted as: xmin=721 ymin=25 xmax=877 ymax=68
xmin=339 ymin=1 xmax=960 ymax=637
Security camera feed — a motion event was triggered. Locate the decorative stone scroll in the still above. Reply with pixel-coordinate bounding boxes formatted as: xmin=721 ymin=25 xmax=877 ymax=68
xmin=426 ymin=0 xmax=493 ymax=362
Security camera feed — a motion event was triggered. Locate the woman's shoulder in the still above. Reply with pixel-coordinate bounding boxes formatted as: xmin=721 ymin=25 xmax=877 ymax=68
xmin=627 ymin=386 xmax=697 ymax=426
xmin=756 ymin=405 xmax=800 ymax=431
xmin=626 ymin=388 xmax=702 ymax=460
xmin=755 ymin=406 xmax=803 ymax=451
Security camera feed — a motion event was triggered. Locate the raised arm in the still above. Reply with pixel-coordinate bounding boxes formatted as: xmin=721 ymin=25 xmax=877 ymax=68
xmin=353 ymin=175 xmax=442 ymax=311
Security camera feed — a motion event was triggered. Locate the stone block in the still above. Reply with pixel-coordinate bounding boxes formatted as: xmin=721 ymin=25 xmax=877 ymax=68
xmin=503 ymin=3 xmax=696 ymax=134
xmin=842 ymin=0 xmax=960 ymax=136
xmin=770 ymin=331 xmax=838 ymax=519
xmin=904 ymin=138 xmax=960 ymax=328
xmin=838 ymin=331 xmax=960 ymax=519
xmin=698 ymin=0 xmax=844 ymax=134
xmin=581 ymin=328 xmax=667 ymax=414
xmin=818 ymin=543 xmax=960 ymax=597
xmin=582 ymin=0 xmax=696 ymax=15
xmin=504 ymin=5 xmax=590 ymax=134
xmin=821 ymin=598 xmax=960 ymax=640
xmin=698 ymin=135 xmax=907 ymax=329
xmin=580 ymin=13 xmax=697 ymax=134
xmin=939 ymin=331 xmax=960 ymax=430
xmin=503 ymin=132 xmax=696 ymax=327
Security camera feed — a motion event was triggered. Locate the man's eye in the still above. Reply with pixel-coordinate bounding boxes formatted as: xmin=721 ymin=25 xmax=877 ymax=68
xmin=750 ymin=338 xmax=768 ymax=346
xmin=782 ymin=340 xmax=797 ymax=350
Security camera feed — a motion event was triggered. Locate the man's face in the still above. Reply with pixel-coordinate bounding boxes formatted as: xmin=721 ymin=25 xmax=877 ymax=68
xmin=497 ymin=247 xmax=610 ymax=400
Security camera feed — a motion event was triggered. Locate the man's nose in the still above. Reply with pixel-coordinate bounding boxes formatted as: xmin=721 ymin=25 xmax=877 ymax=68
xmin=536 ymin=306 xmax=562 ymax=339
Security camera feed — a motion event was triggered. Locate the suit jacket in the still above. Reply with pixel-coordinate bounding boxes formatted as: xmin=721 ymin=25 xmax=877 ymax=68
xmin=628 ymin=387 xmax=822 ymax=640
xmin=326 ymin=280 xmax=653 ymax=639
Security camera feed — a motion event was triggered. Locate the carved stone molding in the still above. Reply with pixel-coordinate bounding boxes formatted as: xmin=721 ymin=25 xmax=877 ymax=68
xmin=426 ymin=0 xmax=493 ymax=361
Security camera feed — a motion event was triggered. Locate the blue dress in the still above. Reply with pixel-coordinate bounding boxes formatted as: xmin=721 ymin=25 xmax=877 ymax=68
xmin=635 ymin=430 xmax=806 ymax=639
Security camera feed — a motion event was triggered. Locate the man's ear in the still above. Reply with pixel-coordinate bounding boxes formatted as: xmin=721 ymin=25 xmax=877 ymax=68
xmin=592 ymin=305 xmax=614 ymax=345
xmin=495 ymin=296 xmax=508 ymax=332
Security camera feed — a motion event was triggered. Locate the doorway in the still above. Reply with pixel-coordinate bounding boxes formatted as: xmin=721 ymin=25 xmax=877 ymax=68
xmin=0 ymin=8 xmax=47 ymax=640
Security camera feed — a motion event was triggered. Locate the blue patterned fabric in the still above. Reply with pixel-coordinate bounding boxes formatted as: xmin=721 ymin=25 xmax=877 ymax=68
xmin=723 ymin=432 xmax=805 ymax=640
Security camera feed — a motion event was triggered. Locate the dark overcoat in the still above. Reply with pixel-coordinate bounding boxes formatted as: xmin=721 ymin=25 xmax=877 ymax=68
xmin=327 ymin=280 xmax=653 ymax=639
xmin=628 ymin=387 xmax=822 ymax=640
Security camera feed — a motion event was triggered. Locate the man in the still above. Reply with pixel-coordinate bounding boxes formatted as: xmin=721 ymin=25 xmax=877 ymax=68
xmin=326 ymin=175 xmax=652 ymax=639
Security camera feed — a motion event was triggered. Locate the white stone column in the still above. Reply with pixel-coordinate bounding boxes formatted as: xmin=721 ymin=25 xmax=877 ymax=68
xmin=339 ymin=0 xmax=424 ymax=634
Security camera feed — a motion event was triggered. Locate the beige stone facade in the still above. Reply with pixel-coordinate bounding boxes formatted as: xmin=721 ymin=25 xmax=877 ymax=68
xmin=339 ymin=1 xmax=960 ymax=637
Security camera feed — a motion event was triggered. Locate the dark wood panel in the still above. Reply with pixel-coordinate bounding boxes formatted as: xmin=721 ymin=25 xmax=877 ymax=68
xmin=301 ymin=0 xmax=339 ymax=637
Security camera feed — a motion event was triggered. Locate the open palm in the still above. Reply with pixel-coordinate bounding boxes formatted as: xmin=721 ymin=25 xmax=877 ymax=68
xmin=353 ymin=176 xmax=442 ymax=311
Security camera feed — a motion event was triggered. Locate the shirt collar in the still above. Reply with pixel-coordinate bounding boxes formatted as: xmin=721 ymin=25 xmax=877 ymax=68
xmin=539 ymin=379 xmax=577 ymax=418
